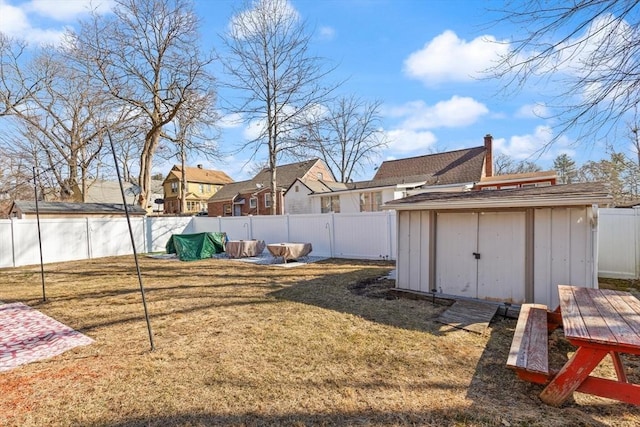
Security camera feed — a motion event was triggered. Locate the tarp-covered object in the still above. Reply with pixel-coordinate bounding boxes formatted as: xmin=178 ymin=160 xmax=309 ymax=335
xmin=165 ymin=232 xmax=227 ymax=261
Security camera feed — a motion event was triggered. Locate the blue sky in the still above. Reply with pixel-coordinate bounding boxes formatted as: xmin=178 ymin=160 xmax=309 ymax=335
xmin=0 ymin=0 xmax=627 ymax=181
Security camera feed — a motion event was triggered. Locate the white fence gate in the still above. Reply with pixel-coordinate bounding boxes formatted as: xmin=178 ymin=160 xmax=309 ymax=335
xmin=598 ymin=208 xmax=640 ymax=279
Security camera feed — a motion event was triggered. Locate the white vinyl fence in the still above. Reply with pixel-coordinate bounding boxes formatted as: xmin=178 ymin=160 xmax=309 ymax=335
xmin=1 ymin=208 xmax=636 ymax=278
xmin=598 ymin=208 xmax=640 ymax=279
xmin=0 ymin=211 xmax=396 ymax=268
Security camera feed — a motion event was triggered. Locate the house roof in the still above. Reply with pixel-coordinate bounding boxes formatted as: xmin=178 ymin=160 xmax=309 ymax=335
xmin=209 ymin=159 xmax=324 ymax=202
xmin=384 ymin=182 xmax=611 ymax=210
xmin=85 ymin=179 xmax=164 ymax=204
xmin=164 ymin=165 xmax=234 ymax=185
xmin=10 ymin=200 xmax=147 ymax=215
xmin=372 ymin=146 xmax=486 ymax=186
xmin=292 ymin=179 xmax=348 ymax=195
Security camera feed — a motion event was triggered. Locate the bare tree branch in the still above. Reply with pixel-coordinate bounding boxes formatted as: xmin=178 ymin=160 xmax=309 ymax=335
xmin=221 ymin=0 xmax=338 ymax=214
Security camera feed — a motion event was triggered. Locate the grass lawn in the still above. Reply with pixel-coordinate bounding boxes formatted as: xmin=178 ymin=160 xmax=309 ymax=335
xmin=1 ymin=256 xmax=639 ymax=426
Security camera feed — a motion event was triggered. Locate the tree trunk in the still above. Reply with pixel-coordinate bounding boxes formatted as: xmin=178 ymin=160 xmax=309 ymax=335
xmin=180 ymin=146 xmax=187 ymax=214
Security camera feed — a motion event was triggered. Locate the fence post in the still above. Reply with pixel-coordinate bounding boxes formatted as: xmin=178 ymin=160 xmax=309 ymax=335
xmin=86 ymin=218 xmax=92 ymax=259
xmin=10 ymin=218 xmax=16 ymax=267
xmin=286 ymin=214 xmax=291 ymax=242
xmin=635 ymin=207 xmax=640 ymax=279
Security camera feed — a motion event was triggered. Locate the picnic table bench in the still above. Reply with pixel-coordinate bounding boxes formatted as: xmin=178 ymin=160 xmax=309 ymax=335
xmin=507 ymin=285 xmax=640 ymax=406
xmin=506 ymin=303 xmax=553 ymax=384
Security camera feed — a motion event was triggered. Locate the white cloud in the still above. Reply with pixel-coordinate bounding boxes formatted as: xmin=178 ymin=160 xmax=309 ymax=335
xmin=243 ymin=120 xmax=265 ymax=141
xmin=493 ymin=125 xmax=574 ymax=160
xmin=385 ymin=129 xmax=437 ymax=153
xmin=318 ymin=25 xmax=335 ymax=41
xmin=0 ymin=1 xmax=31 ymax=35
xmin=403 ymin=30 xmax=510 ymax=85
xmin=24 ymin=0 xmax=114 ymax=21
xmin=515 ymin=103 xmax=549 ymax=119
xmin=230 ymin=0 xmax=299 ymax=39
xmin=387 ymin=96 xmax=489 ymax=130
xmin=0 ymin=0 xmax=113 ymax=46
xmin=218 ymin=112 xmax=244 ymax=129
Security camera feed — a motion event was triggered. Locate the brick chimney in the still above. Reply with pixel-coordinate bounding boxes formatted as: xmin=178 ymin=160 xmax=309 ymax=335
xmin=484 ymin=134 xmax=493 ymax=177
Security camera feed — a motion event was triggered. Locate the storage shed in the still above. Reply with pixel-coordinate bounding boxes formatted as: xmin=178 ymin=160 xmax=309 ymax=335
xmin=384 ymin=182 xmax=611 ymax=308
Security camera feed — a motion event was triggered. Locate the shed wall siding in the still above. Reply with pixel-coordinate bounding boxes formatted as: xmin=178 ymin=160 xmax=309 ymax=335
xmin=533 ymin=207 xmax=595 ymax=308
xmin=396 ymin=210 xmax=430 ymax=292
xmin=396 ymin=205 xmax=597 ymax=305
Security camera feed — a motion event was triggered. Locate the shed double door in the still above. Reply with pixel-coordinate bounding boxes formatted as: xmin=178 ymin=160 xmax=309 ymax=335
xmin=435 ymin=211 xmax=526 ymax=302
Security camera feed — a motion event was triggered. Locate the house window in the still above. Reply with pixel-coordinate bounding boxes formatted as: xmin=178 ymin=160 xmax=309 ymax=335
xmin=250 ymin=197 xmax=257 ymax=208
xmin=295 ymin=185 xmax=299 ymax=192
xmin=317 ymin=172 xmax=323 ymax=180
xmin=199 ymin=184 xmax=205 ymax=193
xmin=321 ymin=195 xmax=340 ymax=213
xmin=481 ymin=186 xmax=497 ymax=191
xmin=265 ymin=193 xmax=272 ymax=208
xmin=171 ymin=182 xmax=178 ymax=193
xmin=223 ymin=204 xmax=232 ymax=216
xmin=359 ymin=191 xmax=382 ymax=212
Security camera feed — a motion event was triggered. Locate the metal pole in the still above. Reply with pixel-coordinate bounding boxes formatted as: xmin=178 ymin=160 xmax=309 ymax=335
xmin=107 ymin=131 xmax=155 ymax=351
xmin=33 ymin=167 xmax=46 ymax=302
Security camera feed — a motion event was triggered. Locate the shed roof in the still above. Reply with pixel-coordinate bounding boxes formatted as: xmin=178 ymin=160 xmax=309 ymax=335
xmin=10 ymin=200 xmax=147 ymax=215
xmin=384 ymin=182 xmax=611 ymax=210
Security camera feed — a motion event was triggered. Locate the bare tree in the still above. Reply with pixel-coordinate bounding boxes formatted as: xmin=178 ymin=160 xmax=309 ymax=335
xmin=160 ymin=89 xmax=219 ymax=213
xmin=1 ymin=46 xmax=121 ymax=201
xmin=493 ymin=153 xmax=542 ymax=175
xmin=297 ymin=96 xmax=386 ymax=183
xmin=492 ymin=1 xmax=640 ymax=147
xmin=69 ymin=0 xmax=217 ymax=209
xmin=0 ymin=34 xmax=45 ymax=117
xmin=221 ymin=0 xmax=337 ymax=214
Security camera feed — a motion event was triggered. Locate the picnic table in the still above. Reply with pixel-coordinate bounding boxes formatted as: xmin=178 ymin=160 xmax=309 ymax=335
xmin=507 ymin=285 xmax=640 ymax=406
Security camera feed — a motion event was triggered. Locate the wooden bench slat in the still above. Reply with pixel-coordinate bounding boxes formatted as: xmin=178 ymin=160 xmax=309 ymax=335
xmin=507 ymin=304 xmax=549 ymax=376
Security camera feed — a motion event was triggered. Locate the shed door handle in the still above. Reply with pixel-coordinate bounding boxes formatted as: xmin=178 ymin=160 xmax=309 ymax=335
xmin=473 ymin=252 xmax=481 ymax=260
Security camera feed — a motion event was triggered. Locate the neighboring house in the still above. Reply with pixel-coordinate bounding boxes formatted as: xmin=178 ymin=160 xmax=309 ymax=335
xmin=8 ymin=200 xmax=147 ymax=219
xmin=288 ymin=134 xmax=494 ymax=214
xmin=209 ymin=159 xmax=335 ymax=216
xmin=163 ymin=165 xmax=233 ymax=215
xmin=84 ymin=179 xmax=165 ymax=213
xmin=385 ymin=182 xmax=612 ymax=307
xmin=473 ymin=170 xmax=557 ymax=190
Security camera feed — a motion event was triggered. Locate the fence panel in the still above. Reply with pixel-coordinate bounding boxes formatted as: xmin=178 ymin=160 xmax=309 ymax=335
xmin=12 ymin=219 xmax=89 ymax=266
xmin=332 ymin=212 xmax=395 ymax=260
xmin=0 ymin=220 xmax=14 ymax=268
xmin=147 ymin=217 xmax=193 ymax=252
xmin=248 ymin=216 xmax=289 ymax=243
xmin=288 ymin=214 xmax=334 ymax=257
xmin=88 ymin=218 xmax=145 ymax=258
xmin=598 ymin=208 xmax=639 ymax=279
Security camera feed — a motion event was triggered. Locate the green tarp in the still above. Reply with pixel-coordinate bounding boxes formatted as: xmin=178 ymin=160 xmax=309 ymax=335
xmin=165 ymin=232 xmax=227 ymax=261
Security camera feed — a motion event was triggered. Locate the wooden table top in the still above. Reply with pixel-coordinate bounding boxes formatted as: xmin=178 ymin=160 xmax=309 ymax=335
xmin=558 ymin=285 xmax=640 ymax=353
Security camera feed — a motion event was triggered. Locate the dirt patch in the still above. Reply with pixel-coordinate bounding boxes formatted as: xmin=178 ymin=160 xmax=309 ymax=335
xmin=348 ymin=277 xmax=397 ymax=299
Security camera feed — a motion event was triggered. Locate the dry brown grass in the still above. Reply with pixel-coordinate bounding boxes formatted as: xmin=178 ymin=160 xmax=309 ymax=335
xmin=1 ymin=256 xmax=639 ymax=426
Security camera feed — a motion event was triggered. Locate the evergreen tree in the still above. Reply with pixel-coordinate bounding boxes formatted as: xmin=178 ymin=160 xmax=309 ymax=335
xmin=553 ymin=153 xmax=577 ymax=184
